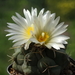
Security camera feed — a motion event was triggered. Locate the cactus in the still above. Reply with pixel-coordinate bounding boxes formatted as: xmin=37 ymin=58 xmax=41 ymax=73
xmin=10 ymin=43 xmax=70 ymax=75
xmin=6 ymin=8 xmax=70 ymax=75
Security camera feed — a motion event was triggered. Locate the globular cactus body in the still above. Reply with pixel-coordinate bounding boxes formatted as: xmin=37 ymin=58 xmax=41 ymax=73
xmin=12 ymin=43 xmax=70 ymax=75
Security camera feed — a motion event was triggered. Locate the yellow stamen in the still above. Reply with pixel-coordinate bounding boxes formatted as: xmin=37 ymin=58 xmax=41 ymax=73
xmin=38 ymin=32 xmax=49 ymax=42
xmin=24 ymin=24 xmax=34 ymax=39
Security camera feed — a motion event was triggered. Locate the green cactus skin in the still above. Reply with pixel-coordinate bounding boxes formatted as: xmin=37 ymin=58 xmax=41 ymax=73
xmin=11 ymin=43 xmax=70 ymax=75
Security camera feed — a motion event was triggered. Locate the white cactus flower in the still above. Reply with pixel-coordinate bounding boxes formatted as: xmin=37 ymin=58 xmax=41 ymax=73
xmin=6 ymin=8 xmax=69 ymax=50
xmin=30 ymin=8 xmax=70 ymax=50
xmin=6 ymin=8 xmax=37 ymax=50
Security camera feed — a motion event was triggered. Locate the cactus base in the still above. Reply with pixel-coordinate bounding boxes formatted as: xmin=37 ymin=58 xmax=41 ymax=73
xmin=7 ymin=57 xmax=75 ymax=75
xmin=7 ymin=43 xmax=75 ymax=75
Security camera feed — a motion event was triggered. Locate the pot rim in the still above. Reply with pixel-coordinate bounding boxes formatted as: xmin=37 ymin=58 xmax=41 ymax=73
xmin=7 ymin=64 xmax=12 ymax=75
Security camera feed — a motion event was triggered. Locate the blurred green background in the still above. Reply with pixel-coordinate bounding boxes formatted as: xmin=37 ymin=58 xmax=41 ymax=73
xmin=0 ymin=0 xmax=75 ymax=75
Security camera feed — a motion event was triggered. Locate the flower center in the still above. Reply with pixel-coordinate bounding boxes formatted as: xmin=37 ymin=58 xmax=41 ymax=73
xmin=38 ymin=32 xmax=49 ymax=42
xmin=26 ymin=25 xmax=34 ymax=35
xmin=24 ymin=24 xmax=34 ymax=39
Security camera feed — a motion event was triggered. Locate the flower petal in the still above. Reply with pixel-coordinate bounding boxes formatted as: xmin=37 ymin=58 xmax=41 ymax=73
xmin=23 ymin=9 xmax=32 ymax=25
xmin=24 ymin=41 xmax=31 ymax=50
xmin=46 ymin=42 xmax=65 ymax=50
xmin=50 ymin=35 xmax=70 ymax=43
xmin=13 ymin=40 xmax=28 ymax=47
xmin=31 ymin=8 xmax=37 ymax=17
